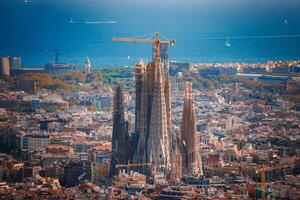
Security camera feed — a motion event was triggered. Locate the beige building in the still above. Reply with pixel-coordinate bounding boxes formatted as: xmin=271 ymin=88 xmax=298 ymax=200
xmin=21 ymin=134 xmax=50 ymax=152
xmin=28 ymin=135 xmax=50 ymax=152
xmin=0 ymin=57 xmax=10 ymax=76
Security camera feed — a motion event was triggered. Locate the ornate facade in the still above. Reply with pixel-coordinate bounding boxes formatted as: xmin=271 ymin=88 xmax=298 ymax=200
xmin=110 ymin=85 xmax=130 ymax=176
xmin=181 ymin=82 xmax=203 ymax=176
xmin=134 ymin=51 xmax=172 ymax=176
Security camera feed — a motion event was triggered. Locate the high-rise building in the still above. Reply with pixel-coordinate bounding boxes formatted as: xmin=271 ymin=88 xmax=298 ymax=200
xmin=181 ymin=82 xmax=203 ymax=176
xmin=84 ymin=57 xmax=91 ymax=75
xmin=110 ymin=85 xmax=130 ymax=176
xmin=0 ymin=57 xmax=10 ymax=76
xmin=134 ymin=48 xmax=172 ymax=177
xmin=9 ymin=57 xmax=21 ymax=69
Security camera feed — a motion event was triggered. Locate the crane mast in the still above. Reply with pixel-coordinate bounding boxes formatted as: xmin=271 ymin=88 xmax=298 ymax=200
xmin=112 ymin=32 xmax=175 ymax=80
xmin=256 ymin=164 xmax=292 ymax=200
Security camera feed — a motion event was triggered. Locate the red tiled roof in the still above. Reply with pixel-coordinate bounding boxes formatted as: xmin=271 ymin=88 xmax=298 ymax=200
xmin=206 ymin=154 xmax=220 ymax=165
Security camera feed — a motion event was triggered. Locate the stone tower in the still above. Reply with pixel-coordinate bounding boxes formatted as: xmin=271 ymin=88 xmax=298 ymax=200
xmin=181 ymin=82 xmax=203 ymax=176
xmin=110 ymin=85 xmax=130 ymax=176
xmin=134 ymin=54 xmax=171 ymax=177
xmin=146 ymin=62 xmax=170 ymax=174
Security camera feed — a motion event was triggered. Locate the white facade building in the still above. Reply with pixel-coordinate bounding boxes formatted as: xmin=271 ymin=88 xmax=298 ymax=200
xmin=84 ymin=57 xmax=91 ymax=75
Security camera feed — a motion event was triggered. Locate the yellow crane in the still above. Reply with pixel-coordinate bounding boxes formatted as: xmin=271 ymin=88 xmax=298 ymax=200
xmin=257 ymin=167 xmax=266 ymax=200
xmin=112 ymin=32 xmax=176 ymax=80
xmin=256 ymin=164 xmax=292 ymax=200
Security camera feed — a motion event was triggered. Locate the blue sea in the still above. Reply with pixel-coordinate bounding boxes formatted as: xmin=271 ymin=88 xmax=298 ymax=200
xmin=0 ymin=0 xmax=300 ymax=67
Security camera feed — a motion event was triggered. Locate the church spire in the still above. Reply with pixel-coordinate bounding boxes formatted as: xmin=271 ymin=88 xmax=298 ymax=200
xmin=181 ymin=82 xmax=203 ymax=176
xmin=110 ymin=85 xmax=130 ymax=176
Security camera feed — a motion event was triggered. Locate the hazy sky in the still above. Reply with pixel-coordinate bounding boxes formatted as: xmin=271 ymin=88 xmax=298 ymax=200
xmin=0 ymin=0 xmax=299 ymax=27
xmin=1 ymin=0 xmax=299 ymax=42
xmin=1 ymin=0 xmax=300 ymax=66
xmin=1 ymin=0 xmax=300 ymax=18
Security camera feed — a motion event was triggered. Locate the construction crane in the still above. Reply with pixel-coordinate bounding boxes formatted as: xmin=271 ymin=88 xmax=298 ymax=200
xmin=112 ymin=32 xmax=175 ymax=80
xmin=256 ymin=167 xmax=266 ymax=200
xmin=256 ymin=164 xmax=293 ymax=200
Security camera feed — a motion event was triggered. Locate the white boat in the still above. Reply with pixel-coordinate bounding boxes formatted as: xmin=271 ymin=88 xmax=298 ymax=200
xmin=127 ymin=55 xmax=130 ymax=60
xmin=284 ymin=19 xmax=288 ymax=24
xmin=70 ymin=18 xmax=74 ymax=24
xmin=225 ymin=36 xmax=231 ymax=47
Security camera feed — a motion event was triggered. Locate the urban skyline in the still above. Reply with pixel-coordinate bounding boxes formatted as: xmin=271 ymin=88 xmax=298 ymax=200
xmin=0 ymin=0 xmax=300 ymax=199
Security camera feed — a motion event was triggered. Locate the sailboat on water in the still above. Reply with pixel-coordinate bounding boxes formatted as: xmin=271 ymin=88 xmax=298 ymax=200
xmin=70 ymin=18 xmax=74 ymax=24
xmin=225 ymin=36 xmax=231 ymax=47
